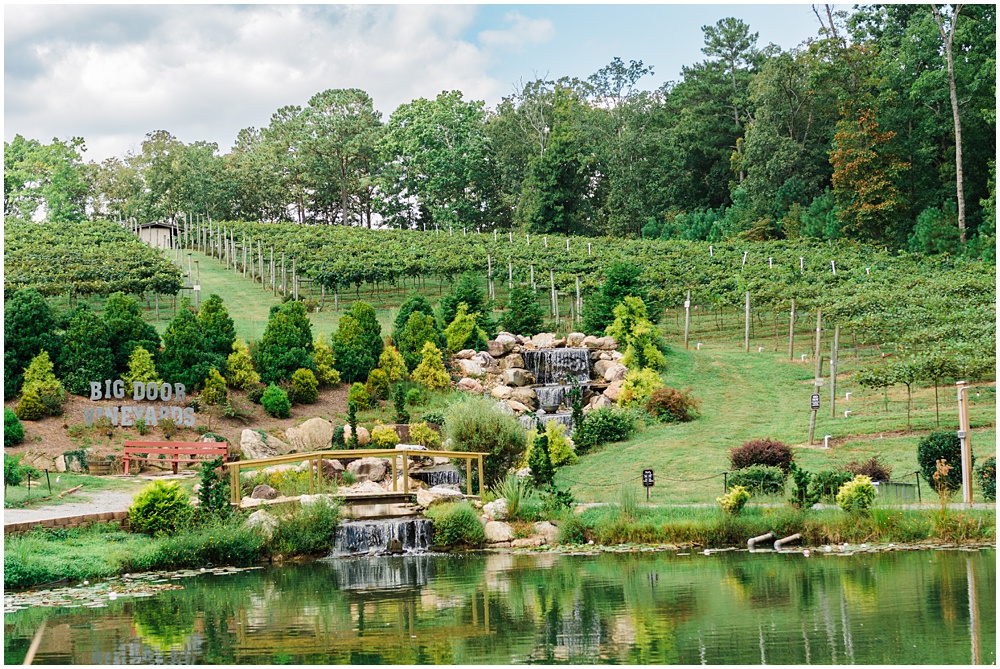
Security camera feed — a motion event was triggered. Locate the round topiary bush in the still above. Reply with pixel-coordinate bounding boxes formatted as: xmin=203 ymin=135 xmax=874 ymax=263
xmin=290 ymin=367 xmax=319 ymax=404
xmin=717 ymin=485 xmax=751 ymax=515
xmin=128 ymin=480 xmax=193 ymax=536
xmin=370 ymin=424 xmax=400 ymax=448
xmin=347 ymin=382 xmax=371 ymax=410
xmin=917 ymin=431 xmax=969 ymax=491
xmin=836 ymin=475 xmax=877 ymax=514
xmin=260 ymin=384 xmax=291 ymax=419
xmin=425 ymin=501 xmax=486 ymax=548
xmin=729 ymin=438 xmax=794 ymax=472
xmin=4 ymin=407 xmax=25 ymax=447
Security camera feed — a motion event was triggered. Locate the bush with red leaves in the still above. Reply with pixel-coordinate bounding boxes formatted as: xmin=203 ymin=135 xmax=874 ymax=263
xmin=729 ymin=438 xmax=794 ymax=472
xmin=644 ymin=387 xmax=701 ymax=423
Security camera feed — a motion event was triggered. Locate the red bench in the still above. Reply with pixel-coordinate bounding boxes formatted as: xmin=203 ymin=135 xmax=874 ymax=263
xmin=123 ymin=441 xmax=228 ymax=475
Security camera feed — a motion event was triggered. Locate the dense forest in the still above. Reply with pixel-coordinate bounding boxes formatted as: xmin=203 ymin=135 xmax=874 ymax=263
xmin=4 ymin=5 xmax=996 ymax=256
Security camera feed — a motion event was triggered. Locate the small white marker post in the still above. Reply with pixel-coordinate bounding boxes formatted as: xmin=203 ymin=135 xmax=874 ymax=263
xmin=824 ymin=435 xmax=831 ymax=449
xmin=696 ymin=342 xmax=703 ymax=350
xmin=544 ymin=236 xmax=548 ymax=248
xmin=866 ymin=267 xmax=870 ymax=275
xmin=769 ymin=257 xmax=773 ymax=269
xmin=494 ymin=230 xmax=497 ymax=242
xmin=831 ymin=260 xmax=836 ymax=275
xmin=801 ymin=354 xmax=807 ymax=362
xmin=588 ymin=242 xmax=592 ymax=256
xmin=566 ymin=238 xmax=570 ymax=251
xmin=800 ymin=257 xmax=804 ymax=274
xmin=742 ymin=251 xmax=748 ymax=266
xmin=709 ymin=245 xmax=713 ymax=256
xmin=526 ymin=233 xmax=530 ymax=245
xmin=844 ymin=410 xmax=852 ymax=418
xmin=845 ymin=392 xmax=852 ymax=401
xmin=758 ymin=346 xmax=764 ymax=353
xmin=509 ymin=231 xmax=513 ymax=243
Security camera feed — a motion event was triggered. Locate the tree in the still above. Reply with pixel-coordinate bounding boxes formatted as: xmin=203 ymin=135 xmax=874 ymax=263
xmin=930 ymin=4 xmax=967 ymax=243
xmin=201 ymin=368 xmax=228 ymax=406
xmin=58 ymin=306 xmax=115 ymax=396
xmin=605 ymin=296 xmax=667 ymax=370
xmin=160 ymin=299 xmax=223 ymax=390
xmin=122 ymin=346 xmax=161 ymax=387
xmin=348 ymin=301 xmax=383 ymax=367
xmin=582 ymin=262 xmax=652 ymax=335
xmin=103 ymin=292 xmax=161 ymax=377
xmin=4 ymin=288 xmax=60 ymax=396
xmin=3 ymin=135 xmax=89 ymax=222
xmin=439 ymin=273 xmax=495 ymax=338
xmin=412 ymin=341 xmax=451 ymax=391
xmin=528 ymin=433 xmax=555 ymax=488
xmin=392 ymin=294 xmax=437 ymax=343
xmin=226 ymin=338 xmax=261 ymax=390
xmin=254 ymin=301 xmax=314 ymax=385
xmin=377 ymin=345 xmax=408 ymax=382
xmin=397 ymin=311 xmax=443 ymax=372
xmin=197 ymin=294 xmax=236 ymax=362
xmin=444 ymin=303 xmax=488 ymax=354
xmin=499 ymin=284 xmax=545 ymax=336
xmin=17 ymin=350 xmax=65 ymax=419
xmin=312 ymin=335 xmax=342 ymax=387
xmin=331 ymin=315 xmax=375 ymax=383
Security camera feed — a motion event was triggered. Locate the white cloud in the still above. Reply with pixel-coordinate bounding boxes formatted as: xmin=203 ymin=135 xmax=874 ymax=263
xmin=478 ymin=11 xmax=555 ymax=52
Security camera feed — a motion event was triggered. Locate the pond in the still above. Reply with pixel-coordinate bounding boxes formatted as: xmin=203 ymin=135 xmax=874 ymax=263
xmin=4 ymin=548 xmax=995 ymax=664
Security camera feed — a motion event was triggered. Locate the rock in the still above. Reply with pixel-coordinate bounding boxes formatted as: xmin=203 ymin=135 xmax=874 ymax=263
xmin=500 ymin=353 xmax=525 ymax=370
xmin=531 ymin=333 xmax=557 ymax=348
xmin=251 ymin=484 xmax=279 ymax=500
xmin=20 ymin=451 xmax=56 ymax=472
xmin=321 ymin=459 xmax=345 ymax=479
xmin=388 ymin=538 xmax=404 ymax=554
xmin=610 ymin=350 xmax=624 ymax=361
xmin=583 ymin=335 xmax=599 ymax=348
xmin=472 ymin=351 xmax=497 ymax=371
xmin=416 ymin=485 xmax=464 ymax=508
xmin=487 ymin=340 xmax=507 ymax=357
xmin=457 ymin=377 xmax=484 ymax=393
xmin=262 ymin=464 xmax=299 ymax=475
xmin=512 ymin=537 xmax=545 ymax=548
xmin=495 ymin=332 xmax=518 ymax=351
xmin=604 ymin=363 xmax=628 ymax=382
xmin=516 ymin=467 xmax=531 ymax=478
xmin=246 ymin=510 xmax=278 ymax=539
xmin=532 ymin=521 xmax=560 ymax=545
xmin=484 ymin=521 xmax=515 ymax=543
xmin=603 ymin=380 xmax=624 ymax=402
xmin=55 ymin=455 xmax=67 ymax=472
xmin=502 ymin=368 xmax=533 ymax=387
xmin=599 ymin=351 xmax=614 ymax=361
xmin=510 ymin=387 xmax=538 ymax=411
xmin=339 ymin=480 xmax=385 ymax=495
xmin=567 ymin=332 xmax=586 ymax=347
xmin=552 ymin=338 xmax=567 ymax=348
xmin=286 ymin=417 xmax=334 ymax=452
xmin=482 ymin=498 xmax=509 ymax=521
xmin=64 ymin=454 xmax=85 ymax=473
xmin=491 ymin=385 xmax=514 ymax=400
xmin=596 ymin=336 xmax=618 ymax=350
xmin=347 ymin=457 xmax=389 ymax=483
xmin=456 ymin=358 xmax=485 ymax=377
xmin=507 ymin=400 xmax=529 ymax=413
xmin=395 ymin=443 xmax=429 ymax=451
xmin=432 ymin=456 xmax=452 ymax=466
xmin=300 ymin=493 xmax=338 ymax=508
xmin=454 ymin=349 xmax=476 ymax=359
xmin=594 ymin=359 xmax=616 ymax=378
xmin=591 ymin=395 xmax=613 ymax=410
xmin=241 ymin=429 xmax=293 ymax=460
xmin=342 ymin=425 xmax=371 ymax=446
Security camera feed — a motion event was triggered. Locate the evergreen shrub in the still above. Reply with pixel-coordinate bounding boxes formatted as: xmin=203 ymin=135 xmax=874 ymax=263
xmin=128 ymin=481 xmax=193 ymax=536
xmin=261 ymin=384 xmax=291 ymax=418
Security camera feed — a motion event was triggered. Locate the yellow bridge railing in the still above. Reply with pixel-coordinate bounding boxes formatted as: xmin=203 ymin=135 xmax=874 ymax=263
xmin=224 ymin=449 xmax=487 ymax=506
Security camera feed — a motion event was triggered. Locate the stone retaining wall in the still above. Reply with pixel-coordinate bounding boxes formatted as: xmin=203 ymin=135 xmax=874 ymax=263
xmin=3 ymin=511 xmax=130 ymax=535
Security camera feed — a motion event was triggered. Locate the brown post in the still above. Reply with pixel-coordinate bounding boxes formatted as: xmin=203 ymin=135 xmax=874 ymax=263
xmin=477 ymin=455 xmax=485 ymax=497
xmin=466 ymin=457 xmax=473 ymax=496
xmin=830 ymin=325 xmax=840 ymax=418
xmin=684 ymin=290 xmax=691 ymax=349
xmin=744 ymin=292 xmax=750 ymax=353
xmin=788 ymin=298 xmax=796 ymax=360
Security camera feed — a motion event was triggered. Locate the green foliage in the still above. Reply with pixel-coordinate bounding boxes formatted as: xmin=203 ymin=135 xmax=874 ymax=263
xmin=573 ymin=407 xmax=635 ymax=453
xmin=908 ymin=205 xmax=961 ymax=255
xmin=377 ymin=345 xmax=408 ymax=382
xmin=348 ymin=301 xmax=384 ymax=364
xmin=618 ymin=367 xmax=665 ymax=407
xmin=4 ymin=408 xmax=25 ymax=447
xmin=392 ymin=294 xmax=436 ymax=344
xmin=255 ymin=301 xmax=314 ymax=385
xmin=843 ymin=456 xmax=892 ymax=482
xmin=269 ymin=499 xmax=341 ymax=556
xmin=917 ymin=431 xmax=968 ymax=491
xmin=347 ymin=401 xmax=359 ymax=449
xmin=312 ymin=335 xmax=342 ymax=387
xmin=717 ymin=485 xmax=751 ymax=515
xmin=605 ymin=296 xmax=666 ymax=371
xmin=246 ymin=385 xmax=266 ymax=405
xmin=444 ymin=303 xmax=489 ymax=354
xmin=727 ymin=465 xmax=786 ymax=497
xmin=260 ymin=384 xmax=291 ymax=419
xmin=439 ymin=273 xmax=495 ymax=338
xmin=370 ymin=424 xmax=400 ymax=448
xmin=17 ymin=350 xmax=65 ymax=419
xmin=331 ymin=314 xmax=375 ymax=383
xmin=787 ymin=463 xmax=817 ymax=510
xmin=412 ymin=341 xmax=451 ymax=391
xmin=975 ymin=455 xmax=995 ymax=502
xmin=200 ymin=368 xmax=228 ymax=406
xmin=494 ymin=473 xmax=537 ymax=522
xmin=528 ymin=433 xmax=555 ymax=488
xmin=425 ymin=501 xmax=486 ymax=547
xmin=59 ymin=305 xmax=115 ymax=395
xmin=103 ymin=292 xmax=161 ymax=377
xmin=197 ymin=457 xmax=231 ymax=519
xmin=644 ymin=386 xmax=701 ymax=423
xmin=393 ymin=384 xmax=410 ymax=424
xmin=544 ymin=421 xmax=578 ymax=466
xmin=347 ymin=382 xmax=371 ymax=410
xmin=122 ymin=346 xmax=161 ymax=387
xmin=396 ymin=311 xmax=443 ymax=372
xmin=582 ymin=262 xmax=651 ymax=335
xmin=197 ymin=293 xmax=237 ymax=361
xmin=290 ymin=367 xmax=319 ymax=404
xmin=808 ymin=470 xmax=855 ymax=503
xmin=128 ymin=480 xmax=194 ymax=536
xmin=405 ymin=388 xmax=424 ymax=406
xmin=444 ymin=395 xmax=527 ymax=488
xmin=226 ymin=338 xmax=261 ymax=390
xmin=836 ymin=475 xmax=877 ymax=514
xmin=365 ymin=368 xmax=391 ymax=401
xmin=4 ymin=288 xmax=60 ymax=396
xmin=160 ymin=299 xmax=224 ymax=391
xmin=409 ymin=422 xmax=441 ymax=448
xmin=5 ymin=453 xmax=35 ymax=488
xmin=499 ymin=284 xmax=545 ymax=337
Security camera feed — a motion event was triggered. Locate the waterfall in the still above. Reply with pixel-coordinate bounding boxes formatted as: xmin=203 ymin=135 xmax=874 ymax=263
xmin=521 ymin=349 xmax=591 ymax=385
xmin=322 ymin=554 xmax=437 ymax=591
xmin=410 ymin=467 xmax=461 ymax=487
xmin=333 ymin=519 xmax=434 ymax=556
xmin=518 ymin=410 xmax=575 ymax=436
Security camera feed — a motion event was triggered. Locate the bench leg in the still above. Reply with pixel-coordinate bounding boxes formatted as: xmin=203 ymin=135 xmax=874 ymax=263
xmin=124 ymin=456 xmax=130 ymax=476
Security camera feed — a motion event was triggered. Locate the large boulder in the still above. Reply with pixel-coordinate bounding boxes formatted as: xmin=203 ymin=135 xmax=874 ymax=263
xmin=582 ymin=335 xmax=599 ymax=348
xmin=454 ymin=349 xmax=476 ymax=360
xmin=286 ymin=417 xmax=334 ymax=452
xmin=495 ymin=333 xmax=517 ymax=352
xmin=320 ymin=459 xmax=345 ymax=479
xmin=500 ymin=353 xmax=525 ymax=370
xmin=241 ymin=429 xmax=293 ymax=460
xmin=510 ymin=387 xmax=538 ymax=411
xmin=482 ymin=498 xmax=509 ymax=521
xmin=246 ymin=510 xmax=279 ymax=539
xmin=603 ymin=380 xmax=624 ymax=402
xmin=532 ymin=521 xmax=560 ymax=545
xmin=472 ymin=351 xmax=498 ymax=371
xmin=594 ymin=359 xmax=616 ymax=378
xmin=457 ymin=377 xmax=484 ymax=394
xmin=507 ymin=400 xmax=529 ymax=413
xmin=603 ymin=363 xmax=628 ymax=382
xmin=20 ymin=451 xmax=57 ymax=472
xmin=531 ymin=333 xmax=557 ymax=349
xmin=484 ymin=521 xmax=515 ymax=543
xmin=347 ymin=457 xmax=389 ymax=483
xmin=456 ymin=358 xmax=485 ymax=377
xmin=590 ymin=395 xmax=613 ymax=410
xmin=339 ymin=480 xmax=386 ymax=495
xmin=491 ymin=385 xmax=513 ymax=400
xmin=251 ymin=484 xmax=279 ymax=500
xmin=596 ymin=336 xmax=618 ymax=350
xmin=487 ymin=340 xmax=507 ymax=358
xmin=502 ymin=368 xmax=533 ymax=387
xmin=567 ymin=332 xmax=586 ymax=347
xmin=416 ymin=485 xmax=464 ymax=508
xmin=342 ymin=425 xmax=371 ymax=446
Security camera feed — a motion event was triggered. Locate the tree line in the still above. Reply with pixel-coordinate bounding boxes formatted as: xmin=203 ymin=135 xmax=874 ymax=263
xmin=4 ymin=6 xmax=995 ymax=255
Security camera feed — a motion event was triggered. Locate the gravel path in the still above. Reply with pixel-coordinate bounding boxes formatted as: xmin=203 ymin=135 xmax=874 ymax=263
xmin=3 ymin=491 xmax=137 ymax=524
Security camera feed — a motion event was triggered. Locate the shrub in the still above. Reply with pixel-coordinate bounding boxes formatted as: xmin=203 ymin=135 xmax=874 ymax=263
xmin=365 ymin=368 xmax=391 ymax=401
xmin=347 ymin=382 xmax=371 ymax=410
xmin=59 ymin=305 xmax=116 ymax=395
xmin=312 ymin=335 xmax=342 ymax=386
xmin=201 ymin=368 xmax=228 ymax=406
xmin=499 ymin=284 xmax=545 ymax=337
xmin=332 ymin=314 xmax=375 ymax=384
xmin=425 ymin=502 xmax=485 ymax=548
xmin=439 ymin=273 xmax=495 ymax=339
xmin=15 ymin=391 xmax=46 ymax=421
xmin=4 ymin=287 xmax=60 ymax=397
xmin=573 ymin=407 xmax=635 ymax=453
xmin=159 ymin=299 xmax=225 ymax=391
xmin=5 ymin=453 xmax=35 ymax=488
xmin=246 ymin=385 xmax=266 ymax=404
xmin=134 ymin=417 xmax=149 ymax=436
xmin=528 ymin=434 xmax=555 ymax=488
xmin=197 ymin=293 xmax=237 ymax=361
xmin=729 ymin=438 xmax=794 ymax=472
xmin=975 ymin=455 xmax=996 ymax=502
xmin=558 ymin=514 xmax=588 ymax=544
xmin=347 ymin=401 xmax=359 ymax=449
xmin=396 ymin=311 xmax=444 ymax=372
xmin=393 ymin=385 xmax=410 ymax=424
xmin=917 ymin=431 xmax=968 ymax=491
xmin=421 ymin=411 xmax=446 ymax=427
xmin=787 ymin=462 xmax=817 ymax=510
xmin=605 ymin=296 xmax=667 ymax=370
xmin=727 ymin=465 xmax=786 ymax=496
xmin=347 ymin=301 xmax=384 ymax=371
xmin=226 ymin=338 xmax=261 ymax=390
xmin=128 ymin=481 xmax=193 ymax=536
xmin=260 ymin=384 xmax=291 ymax=419
xmin=494 ymin=473 xmax=537 ymax=521
xmin=718 ymin=485 xmax=751 ymax=515
xmin=254 ymin=301 xmax=314 ymax=385
xmin=412 ymin=341 xmax=451 ymax=391
xmin=392 ymin=294 xmax=436 ymax=345
xmin=444 ymin=395 xmax=526 ymax=488
xmin=617 ymin=367 xmax=664 ymax=407
xmin=645 ymin=387 xmax=701 ymax=423
xmin=836 ymin=475 xmax=876 ymax=514
xmin=409 ymin=422 xmax=441 ymax=448
xmin=197 ymin=457 xmax=230 ymax=519
xmin=159 ymin=418 xmax=179 ymax=440
xmin=377 ymin=346 xmax=408 ymax=382
xmin=581 ymin=262 xmax=652 ymax=335
xmin=332 ymin=425 xmax=345 ymax=447
xmin=4 ymin=408 xmax=25 ymax=447
xmin=153 ymin=518 xmax=264 ymax=569
xmin=843 ymin=456 xmax=892 ymax=482
xmin=444 ymin=303 xmax=488 ymax=354
xmin=268 ymin=499 xmax=340 ymax=555
xmin=808 ymin=469 xmax=854 ymax=502
xmin=122 ymin=346 xmax=161 ymax=387
xmin=290 ymin=367 xmax=319 ymax=404
xmin=370 ymin=424 xmax=400 ymax=448
xmin=17 ymin=350 xmax=65 ymax=419
xmin=544 ymin=421 xmax=577 ymax=466
xmin=405 ymin=388 xmax=424 ymax=406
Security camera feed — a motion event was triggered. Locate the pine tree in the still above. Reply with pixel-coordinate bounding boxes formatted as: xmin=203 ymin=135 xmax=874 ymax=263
xmin=122 ymin=346 xmax=161 ymax=386
xmin=348 ymin=301 xmax=383 ymax=367
xmin=499 ymin=284 xmax=545 ymax=336
xmin=312 ymin=335 xmax=342 ymax=386
xmin=254 ymin=301 xmax=314 ymax=385
xmin=201 ymin=368 xmax=228 ymax=405
xmin=103 ymin=292 xmax=161 ymax=377
xmin=59 ymin=305 xmax=115 ymax=395
xmin=4 ymin=288 xmax=60 ymax=396
xmin=347 ymin=400 xmax=360 ymax=449
xmin=331 ymin=314 xmax=376 ymax=383
xmin=393 ymin=384 xmax=410 ymax=423
xmin=226 ymin=338 xmax=261 ymax=390
xmin=439 ymin=273 xmax=495 ymax=338
xmin=392 ymin=294 xmax=436 ymax=344
xmin=160 ymin=298 xmax=223 ymax=390
xmin=397 ymin=311 xmax=443 ymax=372
xmin=412 ymin=341 xmax=451 ymax=391
xmin=444 ymin=303 xmax=488 ymax=354
xmin=528 ymin=433 xmax=555 ymax=488
xmin=377 ymin=345 xmax=408 ymax=382
xmin=198 ymin=294 xmax=237 ymax=362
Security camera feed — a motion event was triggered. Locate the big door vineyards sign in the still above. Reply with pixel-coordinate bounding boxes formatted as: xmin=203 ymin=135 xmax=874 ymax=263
xmin=84 ymin=380 xmax=196 ymax=427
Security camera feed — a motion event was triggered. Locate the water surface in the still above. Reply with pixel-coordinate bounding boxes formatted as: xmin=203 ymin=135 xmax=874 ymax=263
xmin=4 ymin=548 xmax=994 ymax=664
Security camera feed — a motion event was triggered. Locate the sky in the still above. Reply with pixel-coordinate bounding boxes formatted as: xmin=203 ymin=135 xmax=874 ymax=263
xmin=5 ymin=3 xmax=832 ymax=163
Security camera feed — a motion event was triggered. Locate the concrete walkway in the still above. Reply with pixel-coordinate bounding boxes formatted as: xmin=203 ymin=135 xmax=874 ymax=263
xmin=3 ymin=491 xmax=137 ymax=525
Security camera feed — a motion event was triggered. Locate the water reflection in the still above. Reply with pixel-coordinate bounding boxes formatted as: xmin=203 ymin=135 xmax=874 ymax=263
xmin=4 ymin=549 xmax=995 ymax=665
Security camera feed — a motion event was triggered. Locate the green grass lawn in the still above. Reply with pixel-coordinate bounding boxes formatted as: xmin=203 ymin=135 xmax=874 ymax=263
xmin=4 ymin=473 xmax=144 ymax=509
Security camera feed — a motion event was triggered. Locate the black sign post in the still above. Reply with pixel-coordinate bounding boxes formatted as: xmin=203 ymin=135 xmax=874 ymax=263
xmin=810 ymin=394 xmax=821 ymax=410
xmin=642 ymin=469 xmax=654 ymax=500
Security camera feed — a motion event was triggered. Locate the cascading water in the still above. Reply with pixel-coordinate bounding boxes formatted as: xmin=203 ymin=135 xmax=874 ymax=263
xmin=410 ymin=467 xmax=461 ymax=487
xmin=333 ymin=518 xmax=434 ymax=556
xmin=521 ymin=349 xmax=591 ymax=385
xmin=519 ymin=410 xmax=575 ymax=434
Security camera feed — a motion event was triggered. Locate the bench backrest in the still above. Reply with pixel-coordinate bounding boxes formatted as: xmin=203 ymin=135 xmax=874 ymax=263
xmin=124 ymin=441 xmax=228 ymax=456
